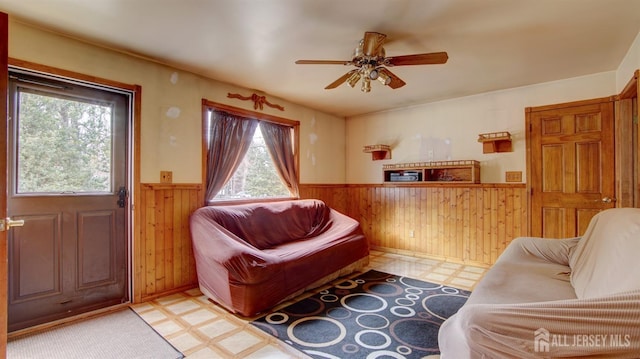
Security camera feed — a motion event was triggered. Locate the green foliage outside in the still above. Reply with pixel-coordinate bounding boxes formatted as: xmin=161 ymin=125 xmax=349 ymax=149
xmin=17 ymin=91 xmax=112 ymax=193
xmin=243 ymin=130 xmax=290 ymax=197
xmin=217 ymin=125 xmax=290 ymax=199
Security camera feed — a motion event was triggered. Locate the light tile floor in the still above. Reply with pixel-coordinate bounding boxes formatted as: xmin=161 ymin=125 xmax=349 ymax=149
xmin=131 ymin=250 xmax=488 ymax=358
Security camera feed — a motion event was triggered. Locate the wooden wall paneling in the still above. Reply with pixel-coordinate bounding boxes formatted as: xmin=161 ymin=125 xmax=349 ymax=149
xmin=460 ymin=187 xmax=470 ymax=264
xmin=425 ymin=188 xmax=434 ymax=256
xmin=172 ymin=190 xmax=184 ymax=288
xmin=440 ymin=188 xmax=449 ymax=257
xmin=396 ymin=188 xmax=404 ymax=251
xmin=454 ymin=187 xmax=463 ymax=259
xmin=155 ymin=189 xmax=167 ymax=293
xmin=136 ymin=184 xmax=202 ymax=301
xmin=362 ymin=186 xmax=373 ymax=240
xmin=472 ymin=188 xmax=484 ymax=263
xmin=467 ymin=187 xmax=477 ymax=263
xmin=361 ymin=187 xmax=373 ymax=244
xmin=434 ymin=187 xmax=442 ymax=257
xmin=437 ymin=188 xmax=444 ymax=257
xmin=187 ymin=189 xmax=199 ymax=284
xmin=448 ymin=188 xmax=458 ymax=259
xmin=396 ymin=187 xmax=405 ymax=251
xmin=142 ymin=187 xmax=156 ymax=296
xmin=409 ymin=187 xmax=418 ymax=252
xmin=394 ymin=188 xmax=401 ymax=250
xmin=376 ymin=188 xmax=385 ymax=249
xmin=409 ymin=187 xmax=417 ymax=252
xmin=380 ymin=190 xmax=384 ymax=248
xmin=482 ymin=187 xmax=492 ymax=264
xmin=164 ymin=189 xmax=175 ymax=290
xmin=418 ymin=188 xmax=428 ymax=254
xmin=457 ymin=188 xmax=467 ymax=260
xmin=163 ymin=183 xmax=527 ymax=273
xmin=374 ymin=188 xmax=384 ymax=249
xmin=496 ymin=188 xmax=507 ymax=263
xmin=505 ymin=187 xmax=514 ymax=256
xmin=299 ymin=184 xmax=527 ymax=267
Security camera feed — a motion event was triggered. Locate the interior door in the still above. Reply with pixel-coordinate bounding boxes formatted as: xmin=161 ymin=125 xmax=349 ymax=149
xmin=527 ymin=97 xmax=616 ymax=238
xmin=6 ymin=70 xmax=129 ymax=332
xmin=1 ymin=11 xmax=9 ymax=357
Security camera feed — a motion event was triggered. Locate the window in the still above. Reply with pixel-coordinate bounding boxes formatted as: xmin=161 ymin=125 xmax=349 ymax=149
xmin=9 ymin=71 xmax=130 ymax=196
xmin=215 ymin=123 xmax=290 ymax=199
xmin=204 ymin=105 xmax=299 ymax=202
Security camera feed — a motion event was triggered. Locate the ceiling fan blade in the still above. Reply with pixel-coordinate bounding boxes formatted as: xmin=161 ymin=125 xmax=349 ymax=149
xmin=387 ymin=52 xmax=449 ymax=66
xmin=362 ymin=31 xmax=387 ymax=56
xmin=325 ymin=70 xmax=357 ymax=89
xmin=295 ymin=59 xmax=352 ymax=65
xmin=379 ymin=68 xmax=406 ymax=89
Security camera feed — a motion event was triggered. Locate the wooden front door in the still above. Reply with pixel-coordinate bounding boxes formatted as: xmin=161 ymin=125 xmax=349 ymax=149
xmin=6 ymin=70 xmax=130 ymax=331
xmin=527 ymin=97 xmax=616 ymax=238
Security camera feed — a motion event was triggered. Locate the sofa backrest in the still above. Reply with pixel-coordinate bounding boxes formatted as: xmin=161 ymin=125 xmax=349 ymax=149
xmin=199 ymin=199 xmax=332 ymax=249
xmin=569 ymin=207 xmax=640 ymax=299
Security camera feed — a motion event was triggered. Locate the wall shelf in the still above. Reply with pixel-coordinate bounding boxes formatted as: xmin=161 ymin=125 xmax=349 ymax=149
xmin=478 ymin=131 xmax=512 ymax=153
xmin=383 ymin=160 xmax=481 ymax=183
xmin=363 ymin=144 xmax=391 ymax=160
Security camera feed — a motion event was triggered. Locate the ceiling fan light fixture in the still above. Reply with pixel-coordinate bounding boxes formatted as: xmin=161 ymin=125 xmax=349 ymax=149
xmin=346 ymin=71 xmax=361 ymax=88
xmin=296 ymin=31 xmax=446 ymax=92
xmin=377 ymin=70 xmax=392 ymax=86
xmin=368 ymin=68 xmax=379 ymax=80
xmin=361 ymin=77 xmax=371 ymax=92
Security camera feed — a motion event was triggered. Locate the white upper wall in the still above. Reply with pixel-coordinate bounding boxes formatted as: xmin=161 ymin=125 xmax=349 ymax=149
xmin=7 ymin=18 xmax=639 ymax=186
xmin=617 ymin=31 xmax=640 ymax=91
xmin=8 ymin=19 xmax=347 ymax=184
xmin=347 ymin=29 xmax=640 ymax=185
xmin=346 ymin=72 xmax=617 ymax=184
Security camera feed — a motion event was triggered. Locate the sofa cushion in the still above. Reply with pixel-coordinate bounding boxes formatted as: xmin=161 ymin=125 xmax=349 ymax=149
xmin=569 ymin=208 xmax=640 ymax=299
xmin=205 ymin=199 xmax=332 ymax=249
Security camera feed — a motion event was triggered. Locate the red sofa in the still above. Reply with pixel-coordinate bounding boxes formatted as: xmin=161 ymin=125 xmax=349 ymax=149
xmin=189 ymin=199 xmax=369 ymax=316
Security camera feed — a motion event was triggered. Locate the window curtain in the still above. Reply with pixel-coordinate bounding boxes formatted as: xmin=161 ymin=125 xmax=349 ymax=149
xmin=259 ymin=121 xmax=299 ymax=197
xmin=205 ymin=110 xmax=258 ymax=202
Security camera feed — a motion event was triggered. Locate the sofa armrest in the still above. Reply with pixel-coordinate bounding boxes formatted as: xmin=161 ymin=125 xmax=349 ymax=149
xmin=190 ymin=214 xmax=283 ymax=285
xmin=440 ymin=291 xmax=640 ymax=358
xmin=502 ymin=236 xmax=580 ymax=266
xmin=317 ymin=209 xmax=364 ymax=239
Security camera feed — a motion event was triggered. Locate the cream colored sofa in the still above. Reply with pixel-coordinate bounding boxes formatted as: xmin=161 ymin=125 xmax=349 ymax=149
xmin=439 ymin=208 xmax=640 ymax=358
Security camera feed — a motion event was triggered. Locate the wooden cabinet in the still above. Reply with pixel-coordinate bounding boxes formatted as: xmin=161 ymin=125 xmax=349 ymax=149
xmin=383 ymin=160 xmax=481 ymax=183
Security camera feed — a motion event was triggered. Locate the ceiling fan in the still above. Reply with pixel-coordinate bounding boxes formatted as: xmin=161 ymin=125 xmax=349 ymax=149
xmin=295 ymin=31 xmax=448 ymax=92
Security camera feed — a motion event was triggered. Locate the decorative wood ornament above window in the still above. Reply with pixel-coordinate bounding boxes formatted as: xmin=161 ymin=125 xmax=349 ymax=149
xmin=227 ymin=92 xmax=285 ymax=111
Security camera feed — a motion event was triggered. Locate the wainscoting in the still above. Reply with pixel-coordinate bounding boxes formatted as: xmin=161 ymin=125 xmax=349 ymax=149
xmin=135 ymin=182 xmax=526 ymax=300
xmin=135 ymin=184 xmax=203 ymax=301
xmin=299 ymin=183 xmax=528 ymax=267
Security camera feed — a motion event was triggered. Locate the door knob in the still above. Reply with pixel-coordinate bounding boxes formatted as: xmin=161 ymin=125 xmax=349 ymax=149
xmin=601 ymin=197 xmax=616 ymax=203
xmin=0 ymin=217 xmax=25 ymax=232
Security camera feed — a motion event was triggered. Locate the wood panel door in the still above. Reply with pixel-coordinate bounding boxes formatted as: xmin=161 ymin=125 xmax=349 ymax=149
xmin=527 ymin=97 xmax=616 ymax=238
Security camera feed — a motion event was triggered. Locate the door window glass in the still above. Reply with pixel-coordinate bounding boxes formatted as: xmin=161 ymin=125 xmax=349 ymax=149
xmin=16 ymin=89 xmax=113 ymax=194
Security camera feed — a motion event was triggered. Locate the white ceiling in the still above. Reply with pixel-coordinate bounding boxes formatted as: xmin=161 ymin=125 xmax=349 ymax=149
xmin=1 ymin=0 xmax=640 ymax=117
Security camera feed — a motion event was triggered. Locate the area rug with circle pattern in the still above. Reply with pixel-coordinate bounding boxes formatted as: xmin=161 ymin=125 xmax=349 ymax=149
xmin=251 ymin=270 xmax=470 ymax=359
